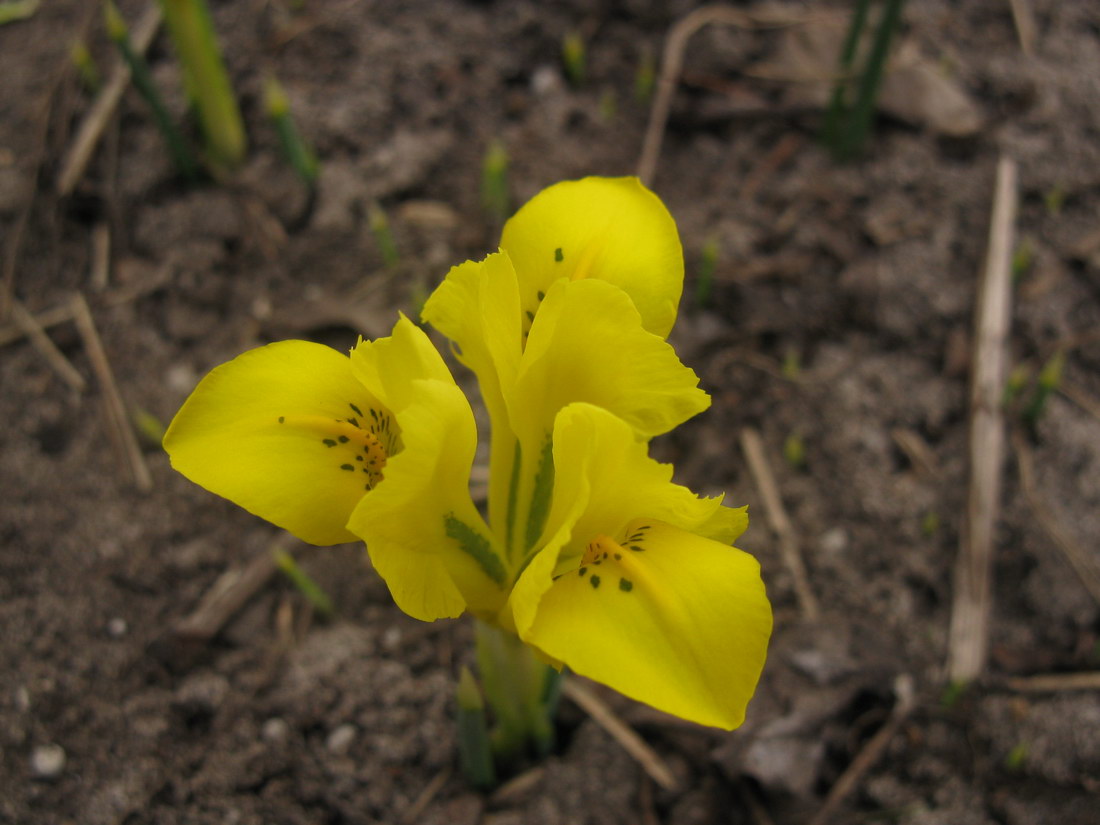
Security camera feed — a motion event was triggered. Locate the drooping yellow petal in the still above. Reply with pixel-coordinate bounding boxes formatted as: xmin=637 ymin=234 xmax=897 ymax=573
xmin=521 ymin=519 xmax=772 ymax=730
xmin=509 ymin=279 xmax=709 ymax=452
xmin=510 ymin=402 xmax=747 ymax=635
xmin=345 ymin=319 xmax=507 ymax=621
xmin=500 ymin=176 xmax=683 ymax=338
xmin=347 ymin=380 xmax=507 ymax=621
xmin=163 ymin=340 xmax=389 ymax=546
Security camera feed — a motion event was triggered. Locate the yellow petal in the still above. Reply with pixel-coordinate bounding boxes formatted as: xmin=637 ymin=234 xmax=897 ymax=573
xmin=509 ymin=279 xmax=709 ymax=452
xmin=510 ymin=403 xmax=745 ymax=633
xmin=164 ymin=340 xmax=388 ymax=545
xmin=349 ymin=313 xmax=455 ymax=413
xmin=501 ymin=176 xmax=683 ymax=338
xmin=421 ymin=253 xmax=524 ymax=537
xmin=347 ymin=378 xmax=508 ymax=622
xmin=521 ymin=519 xmax=772 ymax=729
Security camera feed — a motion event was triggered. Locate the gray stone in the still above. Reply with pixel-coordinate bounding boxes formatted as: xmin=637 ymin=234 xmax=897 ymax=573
xmin=30 ymin=743 xmax=66 ymax=780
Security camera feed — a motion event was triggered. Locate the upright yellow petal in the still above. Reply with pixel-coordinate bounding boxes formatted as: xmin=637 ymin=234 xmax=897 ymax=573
xmin=349 ymin=312 xmax=455 ymax=412
xmin=421 ymin=253 xmax=524 ymax=538
xmin=501 ymin=176 xmax=683 ymax=338
xmin=522 ymin=519 xmax=771 ymax=730
xmin=164 ymin=341 xmax=388 ymax=545
xmin=509 ymin=279 xmax=709 ymax=452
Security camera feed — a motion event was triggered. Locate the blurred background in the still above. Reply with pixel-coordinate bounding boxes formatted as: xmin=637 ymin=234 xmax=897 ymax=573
xmin=1 ymin=1 xmax=1098 ymax=823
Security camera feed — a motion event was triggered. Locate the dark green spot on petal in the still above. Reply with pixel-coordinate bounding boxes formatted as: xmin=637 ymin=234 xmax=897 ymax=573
xmin=338 ymin=435 xmax=349 ymax=443
xmin=554 ymin=247 xmax=563 ymax=262
xmin=323 ymin=439 xmax=337 ymax=447
xmin=619 ymin=578 xmax=633 ymax=592
xmin=349 ymin=402 xmax=363 ymax=416
xmin=340 ymin=464 xmax=354 ymax=471
xmin=578 ymin=566 xmax=587 ymax=576
xmin=278 ymin=416 xmax=285 ymax=424
xmin=590 ymin=574 xmax=600 ymax=589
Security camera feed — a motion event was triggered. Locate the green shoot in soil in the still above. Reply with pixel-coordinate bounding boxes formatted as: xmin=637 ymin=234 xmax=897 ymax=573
xmin=273 ymin=547 xmax=334 ymax=618
xmin=634 ymin=46 xmax=655 ymax=103
xmin=781 ymin=347 xmax=802 ymax=381
xmin=71 ymin=41 xmax=101 ymax=93
xmin=0 ymin=0 xmax=38 ymax=26
xmin=1011 ymin=237 xmax=1034 ymax=283
xmin=481 ymin=140 xmax=509 ymax=225
xmin=783 ymin=433 xmax=806 ymax=470
xmin=1022 ymin=349 xmax=1064 ymax=431
xmin=132 ymin=408 xmax=166 ymax=446
xmin=598 ymin=88 xmax=617 ymax=122
xmin=695 ymin=236 xmax=718 ymax=307
xmin=265 ymin=74 xmax=318 ymax=184
xmin=368 ymin=202 xmax=399 ymax=269
xmin=823 ymin=0 xmax=907 ymax=161
xmin=159 ymin=0 xmax=246 ymax=172
xmin=105 ymin=1 xmax=198 ymax=181
xmin=562 ymin=31 xmax=585 ymax=87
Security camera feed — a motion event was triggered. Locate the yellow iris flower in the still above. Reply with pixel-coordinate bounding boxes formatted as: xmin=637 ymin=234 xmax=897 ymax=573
xmin=422 ymin=176 xmax=771 ymax=729
xmin=164 ymin=176 xmax=771 ymax=731
xmin=164 ymin=316 xmax=507 ymax=621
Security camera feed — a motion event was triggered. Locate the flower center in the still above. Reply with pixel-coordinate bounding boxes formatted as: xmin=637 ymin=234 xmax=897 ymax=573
xmin=572 ymin=523 xmax=653 ymax=593
xmin=279 ymin=401 xmax=398 ymax=491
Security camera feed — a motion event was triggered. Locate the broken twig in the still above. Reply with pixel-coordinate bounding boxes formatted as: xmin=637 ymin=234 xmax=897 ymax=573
xmin=174 ymin=539 xmax=287 ymax=643
xmin=740 ymin=426 xmax=820 ymax=620
xmin=1012 ymin=428 xmax=1100 ymax=605
xmin=1006 ymin=672 xmax=1100 ymax=693
xmin=808 ymin=675 xmax=916 ymax=825
xmin=561 ymin=678 xmax=678 ymax=792
xmin=638 ymin=4 xmax=755 ymax=186
xmin=947 ymin=157 xmax=1017 ymax=683
xmin=56 ymin=2 xmax=162 ymax=197
xmin=71 ymin=292 xmax=153 ymax=492
xmin=9 ymin=299 xmax=86 ymax=392
xmin=0 ymin=264 xmax=172 ymax=348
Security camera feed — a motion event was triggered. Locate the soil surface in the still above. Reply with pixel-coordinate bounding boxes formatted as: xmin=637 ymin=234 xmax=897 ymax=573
xmin=3 ymin=2 xmax=1100 ymax=824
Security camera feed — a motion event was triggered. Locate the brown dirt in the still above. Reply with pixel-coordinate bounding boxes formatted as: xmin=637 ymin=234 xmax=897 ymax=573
xmin=2 ymin=1 xmax=1099 ymax=823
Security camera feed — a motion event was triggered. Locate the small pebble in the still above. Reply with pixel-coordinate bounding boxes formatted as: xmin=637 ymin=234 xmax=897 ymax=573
xmin=106 ymin=617 xmax=128 ymax=638
xmin=819 ymin=527 xmax=849 ymax=555
xmin=382 ymin=627 xmax=402 ymax=650
xmin=14 ymin=686 xmax=30 ymax=712
xmin=262 ymin=718 xmax=289 ymax=744
xmin=30 ymin=744 xmax=66 ymax=780
xmin=326 ymin=723 xmax=356 ymax=755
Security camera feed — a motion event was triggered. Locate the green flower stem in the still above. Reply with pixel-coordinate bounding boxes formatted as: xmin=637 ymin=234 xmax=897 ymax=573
xmin=159 ymin=0 xmax=246 ymax=171
xmin=475 ymin=620 xmax=557 ymax=761
xmin=105 ymin=1 xmax=198 ymax=181
xmin=456 ymin=666 xmax=496 ymax=790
